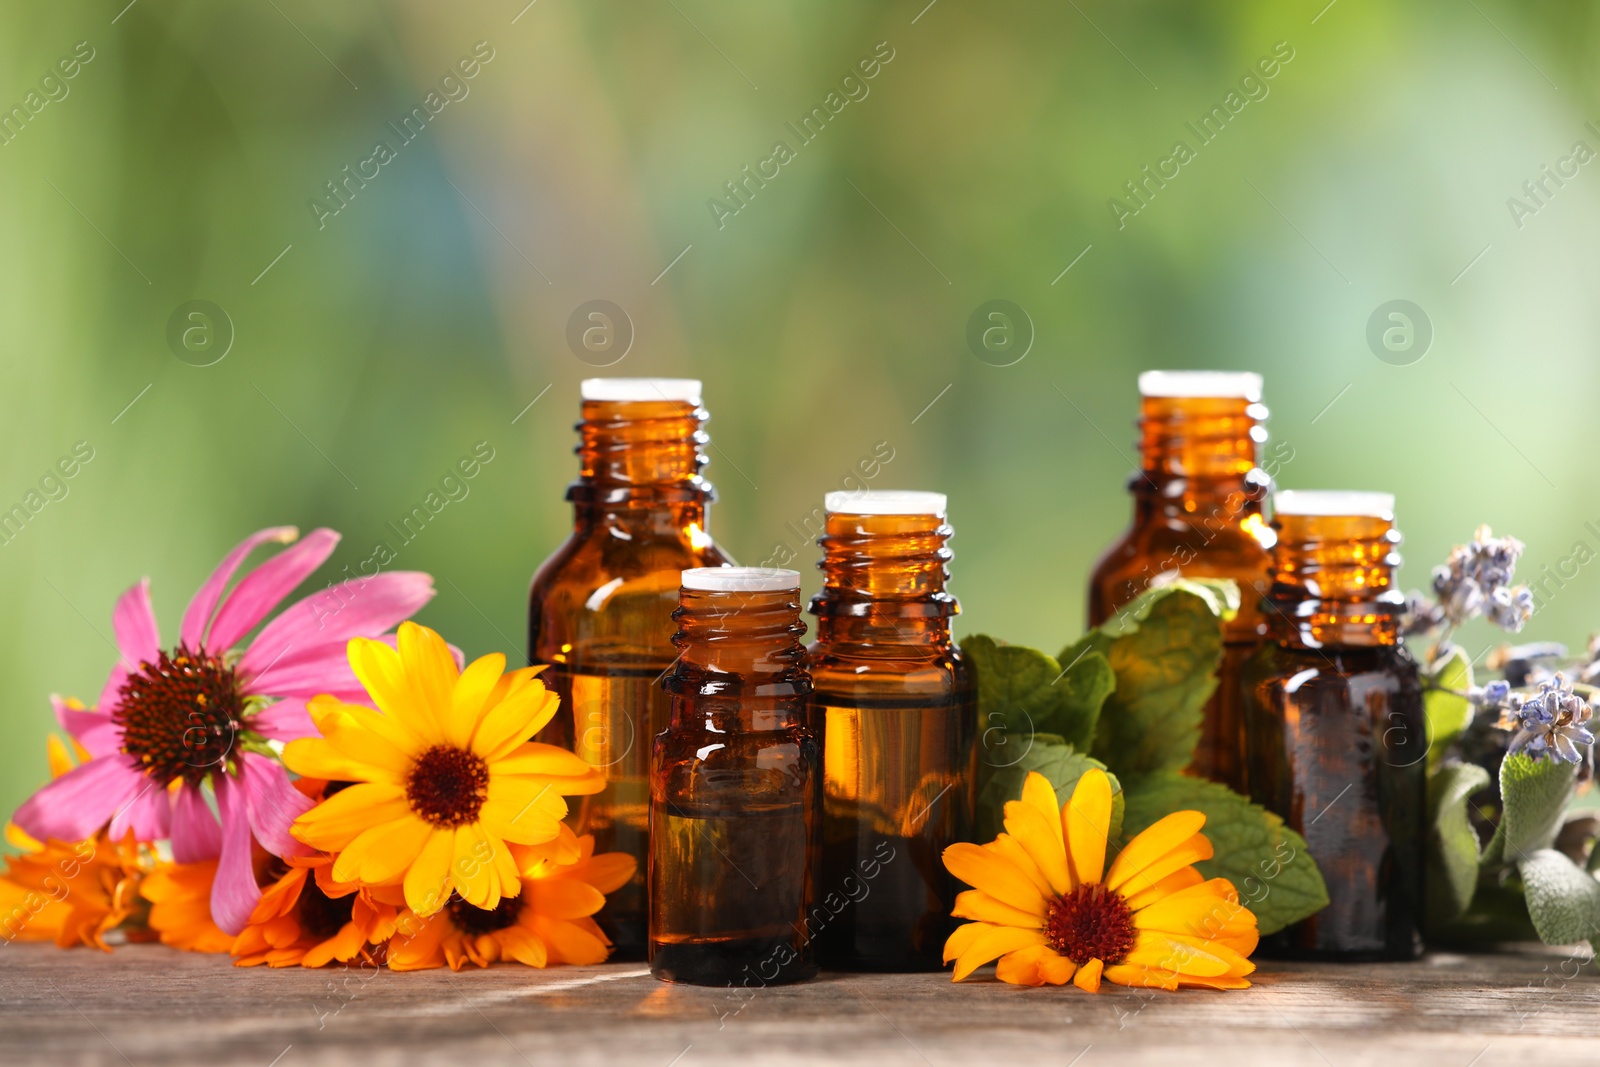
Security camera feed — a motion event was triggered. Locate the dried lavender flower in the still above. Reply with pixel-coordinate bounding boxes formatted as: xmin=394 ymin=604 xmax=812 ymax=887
xmin=1503 ymin=672 xmax=1595 ymax=765
xmin=1428 ymin=525 xmax=1534 ymax=632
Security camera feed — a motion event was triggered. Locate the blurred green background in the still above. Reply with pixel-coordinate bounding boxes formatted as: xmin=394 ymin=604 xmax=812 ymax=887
xmin=4 ymin=1 xmax=1599 ymax=825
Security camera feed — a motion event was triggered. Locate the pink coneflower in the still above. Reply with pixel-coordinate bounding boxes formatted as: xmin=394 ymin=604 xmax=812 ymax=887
xmin=14 ymin=526 xmax=434 ymax=934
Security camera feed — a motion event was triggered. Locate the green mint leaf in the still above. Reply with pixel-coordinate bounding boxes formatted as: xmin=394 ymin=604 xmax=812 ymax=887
xmin=961 ymin=634 xmax=1114 ymax=753
xmin=1499 ymin=753 xmax=1578 ymax=860
xmin=974 ymin=737 xmax=1118 ymax=843
xmin=1119 ymin=772 xmax=1328 ymax=936
xmin=1426 ymin=760 xmax=1490 ymax=920
xmin=1422 ymin=644 xmax=1474 ymax=772
xmin=1518 ymin=849 xmax=1600 ymax=947
xmin=1072 ymin=584 xmax=1236 ymax=776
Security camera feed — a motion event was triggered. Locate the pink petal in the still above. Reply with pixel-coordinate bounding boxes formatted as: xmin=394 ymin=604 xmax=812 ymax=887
xmin=206 ymin=528 xmax=341 ymax=654
xmin=248 ymin=698 xmax=317 ymax=742
xmin=179 ymin=526 xmax=299 ymax=649
xmin=13 ymin=755 xmax=143 ymax=843
xmin=109 ymin=778 xmax=172 ymax=842
xmin=238 ymin=571 xmax=436 ymax=681
xmin=240 ymin=753 xmax=314 ymax=859
xmin=211 ymin=773 xmax=260 ymax=935
xmin=52 ymin=695 xmax=122 ymax=759
xmin=95 ymin=662 xmax=130 ymax=719
xmin=112 ymin=579 xmax=161 ymax=668
xmin=171 ymin=783 xmax=222 ymax=862
xmin=240 ymin=645 xmax=369 ymax=703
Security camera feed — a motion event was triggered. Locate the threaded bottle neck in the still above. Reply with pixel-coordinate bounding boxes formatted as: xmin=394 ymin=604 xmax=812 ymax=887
xmin=1267 ymin=512 xmax=1404 ymax=648
xmin=666 ymin=584 xmax=809 ymax=694
xmin=569 ymin=398 xmax=714 ymax=507
xmin=1137 ymin=394 xmax=1268 ymax=486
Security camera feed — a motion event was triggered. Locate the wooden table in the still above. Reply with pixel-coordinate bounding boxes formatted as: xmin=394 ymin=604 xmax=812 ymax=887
xmin=1 ymin=944 xmax=1593 ymax=1065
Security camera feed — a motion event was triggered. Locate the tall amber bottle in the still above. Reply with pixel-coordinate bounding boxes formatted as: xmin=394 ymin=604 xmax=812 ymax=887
xmin=1088 ymin=370 xmax=1274 ymax=791
xmin=527 ymin=378 xmax=733 ymax=958
xmin=1242 ymin=491 xmax=1425 ymax=960
xmin=806 ymin=490 xmax=975 ymax=971
xmin=650 ymin=568 xmax=820 ymax=986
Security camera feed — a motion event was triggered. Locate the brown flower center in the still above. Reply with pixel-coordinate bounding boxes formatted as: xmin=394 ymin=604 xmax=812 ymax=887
xmin=1044 ymin=883 xmax=1137 ymax=966
xmin=446 ymin=892 xmax=521 ymax=937
xmin=297 ymin=879 xmax=356 ymax=942
xmin=405 ymin=745 xmax=490 ymax=827
xmin=115 ymin=646 xmax=243 ymax=787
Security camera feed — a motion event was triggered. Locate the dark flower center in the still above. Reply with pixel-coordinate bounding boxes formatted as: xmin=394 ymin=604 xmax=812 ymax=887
xmin=115 ymin=645 xmax=243 ymax=787
xmin=1044 ymin=883 xmax=1137 ymax=966
xmin=405 ymin=745 xmax=490 ymax=828
xmin=297 ymin=879 xmax=356 ymax=942
xmin=447 ymin=892 xmax=522 ymax=937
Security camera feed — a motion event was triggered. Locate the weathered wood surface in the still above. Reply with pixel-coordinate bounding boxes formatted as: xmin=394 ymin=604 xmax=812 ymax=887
xmin=2 ymin=944 xmax=1596 ymax=1066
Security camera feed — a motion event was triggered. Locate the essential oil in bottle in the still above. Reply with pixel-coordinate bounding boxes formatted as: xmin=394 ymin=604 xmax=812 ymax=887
xmin=650 ymin=567 xmax=819 ymax=986
xmin=806 ymin=490 xmax=975 ymax=972
xmin=1242 ymin=490 xmax=1425 ymax=961
xmin=1088 ymin=370 xmax=1275 ymax=792
xmin=527 ymin=378 xmax=733 ymax=959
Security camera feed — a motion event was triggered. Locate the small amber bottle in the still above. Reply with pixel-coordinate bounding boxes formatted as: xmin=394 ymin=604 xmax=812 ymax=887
xmin=527 ymin=378 xmax=733 ymax=958
xmin=1088 ymin=370 xmax=1274 ymax=791
xmin=650 ymin=567 xmax=820 ymax=986
xmin=1242 ymin=491 xmax=1425 ymax=960
xmin=806 ymin=490 xmax=975 ymax=971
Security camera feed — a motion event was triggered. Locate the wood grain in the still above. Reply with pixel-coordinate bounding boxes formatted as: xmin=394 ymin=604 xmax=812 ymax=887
xmin=0 ymin=944 xmax=1593 ymax=1066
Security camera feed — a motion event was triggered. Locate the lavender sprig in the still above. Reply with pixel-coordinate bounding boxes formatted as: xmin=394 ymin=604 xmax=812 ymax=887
xmin=1480 ymin=672 xmax=1597 ymax=765
xmin=1403 ymin=525 xmax=1534 ymax=639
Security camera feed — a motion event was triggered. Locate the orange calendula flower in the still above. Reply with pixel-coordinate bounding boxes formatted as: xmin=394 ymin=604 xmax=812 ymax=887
xmin=284 ymin=623 xmax=604 ymax=917
xmin=231 ymin=853 xmax=398 ymax=967
xmin=942 ymin=769 xmax=1258 ymax=991
xmin=387 ymin=832 xmax=635 ymax=971
xmin=0 ymin=832 xmax=146 ymax=950
xmin=142 ymin=860 xmax=233 ymax=953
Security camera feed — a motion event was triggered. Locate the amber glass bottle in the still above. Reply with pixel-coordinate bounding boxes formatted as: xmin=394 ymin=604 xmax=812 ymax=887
xmin=1242 ymin=490 xmax=1425 ymax=961
xmin=1088 ymin=370 xmax=1274 ymax=791
xmin=527 ymin=378 xmax=733 ymax=959
xmin=806 ymin=490 xmax=975 ymax=972
xmin=650 ymin=568 xmax=820 ymax=986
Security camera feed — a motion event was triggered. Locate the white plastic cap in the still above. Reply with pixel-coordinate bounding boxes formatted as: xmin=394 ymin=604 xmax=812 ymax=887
xmin=1274 ymin=490 xmax=1395 ymax=518
xmin=581 ymin=378 xmax=702 ymax=404
xmin=824 ymin=490 xmax=947 ymax=516
xmin=1138 ymin=371 xmax=1263 ymax=400
xmin=681 ymin=567 xmax=800 ymax=592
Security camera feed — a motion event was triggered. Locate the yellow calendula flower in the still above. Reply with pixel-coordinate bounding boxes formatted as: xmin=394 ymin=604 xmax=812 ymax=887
xmin=942 ymin=769 xmax=1258 ymax=991
xmin=386 ymin=832 xmax=635 ymax=972
xmin=285 ymin=622 xmax=604 ymax=917
xmin=142 ymin=860 xmax=233 ymax=954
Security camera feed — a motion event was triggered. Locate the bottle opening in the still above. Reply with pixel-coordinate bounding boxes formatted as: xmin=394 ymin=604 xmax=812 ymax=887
xmin=1274 ymin=490 xmax=1395 ymax=518
xmin=681 ymin=567 xmax=800 ymax=592
xmin=1138 ymin=370 xmax=1263 ymax=400
xmin=581 ymin=378 xmax=702 ymax=404
xmin=824 ymin=489 xmax=947 ymax=516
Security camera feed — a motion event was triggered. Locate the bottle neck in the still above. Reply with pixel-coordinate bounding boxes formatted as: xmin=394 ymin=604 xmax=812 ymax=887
xmin=567 ymin=397 xmax=716 ymax=533
xmin=1266 ymin=513 xmax=1404 ymax=648
xmin=809 ymin=510 xmax=957 ymax=646
xmin=664 ymin=587 xmax=810 ymax=719
xmin=1127 ymin=393 xmax=1274 ymax=550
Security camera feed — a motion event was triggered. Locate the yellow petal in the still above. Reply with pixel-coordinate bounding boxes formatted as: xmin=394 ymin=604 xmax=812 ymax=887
xmin=473 ymin=685 xmax=563 ymax=764
xmin=450 ymin=653 xmax=507 ymax=748
xmin=1003 ymin=800 xmax=1072 ymax=895
xmin=350 ymin=636 xmax=443 ymax=744
xmin=1160 ymin=932 xmax=1257 ymax=976
xmin=1103 ymin=962 xmax=1180 ymax=991
xmin=1123 ymin=930 xmax=1235 ymax=978
xmin=983 ymin=834 xmax=1056 ymax=900
xmin=1105 ymin=810 xmax=1206 ymax=890
xmin=942 ymin=843 xmax=1048 ymax=918
xmin=493 ymin=743 xmax=603 ymax=781
xmin=952 ymin=889 xmax=1045 ymax=929
xmin=333 ymin=814 xmax=433 ymax=885
xmin=398 ymin=622 xmax=460 ymax=711
xmin=1109 ymin=833 xmax=1213 ymax=897
xmin=403 ymin=829 xmax=457 ymax=915
xmin=496 ymin=925 xmax=549 ymax=967
xmin=46 ymin=735 xmax=77 ymax=778
xmin=994 ymin=943 xmax=1055 ymax=986
xmin=952 ymin=923 xmax=1046 ymax=981
xmin=943 ymin=921 xmax=983 ymax=964
xmin=1064 ymin=768 xmax=1113 ymax=886
xmin=1072 ymin=956 xmax=1104 ymax=992
xmin=527 ymin=878 xmax=606 ymax=920
xmin=292 ymin=784 xmax=410 ymax=851
xmin=1122 ymin=866 xmax=1206 ymax=911
xmin=282 ymin=737 xmax=390 ymax=785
